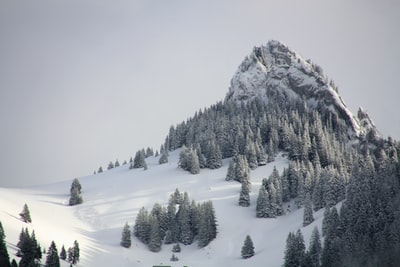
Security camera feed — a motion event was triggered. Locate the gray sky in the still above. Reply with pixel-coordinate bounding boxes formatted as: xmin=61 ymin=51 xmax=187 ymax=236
xmin=0 ymin=0 xmax=399 ymax=187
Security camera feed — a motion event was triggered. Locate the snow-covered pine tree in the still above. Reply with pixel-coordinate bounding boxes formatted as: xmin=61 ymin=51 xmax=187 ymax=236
xmin=132 ymin=150 xmax=146 ymax=169
xmin=225 ymin=159 xmax=235 ymax=181
xmin=148 ymin=216 xmax=162 ymax=252
xmin=256 ymin=187 xmax=268 ymax=218
xmin=120 ymin=222 xmax=131 ymax=248
xmin=133 ymin=207 xmax=151 ymax=244
xmin=107 ymin=161 xmax=114 ymax=170
xmin=241 ymin=235 xmax=255 ymax=259
xmin=308 ymin=227 xmax=321 ymax=267
xmin=19 ymin=203 xmax=32 ymax=223
xmin=69 ymin=178 xmax=83 ymax=206
xmin=45 ymin=241 xmax=60 ymax=267
xmin=303 ymin=193 xmax=314 ymax=227
xmin=159 ymin=150 xmax=168 ymax=164
xmin=59 ymin=245 xmax=66 ymax=260
xmin=238 ymin=180 xmax=250 ymax=207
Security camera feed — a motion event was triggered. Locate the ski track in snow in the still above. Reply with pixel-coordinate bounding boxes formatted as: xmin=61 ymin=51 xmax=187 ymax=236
xmin=0 ymin=151 xmax=329 ymax=267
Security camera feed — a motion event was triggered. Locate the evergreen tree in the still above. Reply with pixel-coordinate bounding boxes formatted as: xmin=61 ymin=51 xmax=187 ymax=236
xmin=134 ymin=207 xmax=151 ymax=244
xmin=69 ymin=179 xmax=83 ymax=206
xmin=256 ymin=187 xmax=268 ymax=218
xmin=70 ymin=178 xmax=82 ymax=194
xmin=158 ymin=150 xmax=168 ymax=165
xmin=0 ymin=221 xmax=11 ymax=267
xmin=197 ymin=201 xmax=217 ymax=248
xmin=59 ymin=245 xmax=66 ymax=261
xmin=241 ymin=235 xmax=255 ymax=259
xmin=238 ymin=180 xmax=250 ymax=207
xmin=284 ymin=230 xmax=306 ymax=267
xmin=45 ymin=241 xmax=60 ymax=267
xmin=225 ymin=159 xmax=235 ymax=181
xmin=97 ymin=166 xmax=103 ymax=173
xmin=69 ymin=187 xmax=83 ymax=206
xmin=148 ymin=216 xmax=162 ymax=252
xmin=120 ymin=222 xmax=131 ymax=248
xmin=308 ymin=227 xmax=321 ymax=267
xmin=114 ymin=159 xmax=120 ymax=167
xmin=71 ymin=240 xmax=80 ymax=265
xmin=19 ymin=203 xmax=32 ymax=223
xmin=303 ymin=193 xmax=314 ymax=227
xmin=132 ymin=150 xmax=146 ymax=169
xmin=172 ymin=243 xmax=181 ymax=253
xmin=107 ymin=161 xmax=114 ymax=170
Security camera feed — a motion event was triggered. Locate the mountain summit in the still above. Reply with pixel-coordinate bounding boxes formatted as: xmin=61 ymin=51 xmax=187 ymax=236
xmin=226 ymin=40 xmax=376 ymax=139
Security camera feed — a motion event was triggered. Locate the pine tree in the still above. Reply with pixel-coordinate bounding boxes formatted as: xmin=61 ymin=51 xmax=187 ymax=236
xmin=69 ymin=179 xmax=83 ymax=206
xmin=303 ymin=193 xmax=314 ymax=227
xmin=256 ymin=187 xmax=268 ymax=218
xmin=45 ymin=241 xmax=60 ymax=267
xmin=308 ymin=227 xmax=321 ymax=267
xmin=0 ymin=221 xmax=11 ymax=267
xmin=98 ymin=166 xmax=103 ymax=173
xmin=148 ymin=216 xmax=162 ymax=252
xmin=225 ymin=159 xmax=235 ymax=181
xmin=71 ymin=240 xmax=80 ymax=265
xmin=107 ymin=161 xmax=114 ymax=170
xmin=241 ymin=235 xmax=255 ymax=259
xmin=60 ymin=245 xmax=66 ymax=261
xmin=69 ymin=187 xmax=83 ymax=206
xmin=70 ymin=178 xmax=82 ymax=194
xmin=114 ymin=159 xmax=120 ymax=167
xmin=238 ymin=180 xmax=250 ymax=207
xmin=19 ymin=203 xmax=32 ymax=223
xmin=159 ymin=151 xmax=168 ymax=164
xmin=120 ymin=222 xmax=131 ymax=248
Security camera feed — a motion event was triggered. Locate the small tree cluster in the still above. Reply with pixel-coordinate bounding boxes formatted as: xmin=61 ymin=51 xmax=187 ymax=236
xmin=256 ymin=167 xmax=283 ymax=218
xmin=284 ymin=227 xmax=321 ymax=267
xmin=178 ymin=145 xmax=200 ymax=174
xmin=130 ymin=150 xmax=147 ymax=170
xmin=67 ymin=240 xmax=80 ymax=265
xmin=16 ymin=228 xmax=42 ymax=266
xmin=133 ymin=189 xmax=217 ymax=252
xmin=69 ymin=178 xmax=83 ymax=206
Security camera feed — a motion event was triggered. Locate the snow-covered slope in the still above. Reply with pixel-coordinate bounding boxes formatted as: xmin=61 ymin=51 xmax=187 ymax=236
xmin=1 ymin=151 xmax=327 ymax=267
xmin=226 ymin=40 xmax=376 ymax=138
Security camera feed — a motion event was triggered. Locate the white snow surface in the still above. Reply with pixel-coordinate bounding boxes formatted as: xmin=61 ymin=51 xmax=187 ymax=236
xmin=1 ymin=151 xmax=326 ymax=267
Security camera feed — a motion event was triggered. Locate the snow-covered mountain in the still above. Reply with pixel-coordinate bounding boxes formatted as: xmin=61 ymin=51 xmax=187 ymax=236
xmin=1 ymin=40 xmax=396 ymax=267
xmin=226 ymin=40 xmax=376 ymax=138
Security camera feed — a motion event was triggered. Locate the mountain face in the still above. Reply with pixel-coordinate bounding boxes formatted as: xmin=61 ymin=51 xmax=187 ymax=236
xmin=225 ymin=40 xmax=376 ymax=139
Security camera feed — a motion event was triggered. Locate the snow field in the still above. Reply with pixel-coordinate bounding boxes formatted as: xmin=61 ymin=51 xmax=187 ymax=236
xmin=1 ymin=150 xmax=326 ymax=266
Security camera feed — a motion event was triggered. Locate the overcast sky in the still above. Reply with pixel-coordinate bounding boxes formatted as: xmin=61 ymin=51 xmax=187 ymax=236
xmin=0 ymin=0 xmax=399 ymax=187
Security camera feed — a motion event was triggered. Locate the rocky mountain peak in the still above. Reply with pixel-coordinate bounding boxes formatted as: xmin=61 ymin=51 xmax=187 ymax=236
xmin=226 ymin=40 xmax=376 ymax=138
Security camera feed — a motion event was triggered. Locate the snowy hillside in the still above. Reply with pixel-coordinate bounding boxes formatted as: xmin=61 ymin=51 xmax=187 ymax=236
xmin=1 ymin=151 xmax=327 ymax=267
